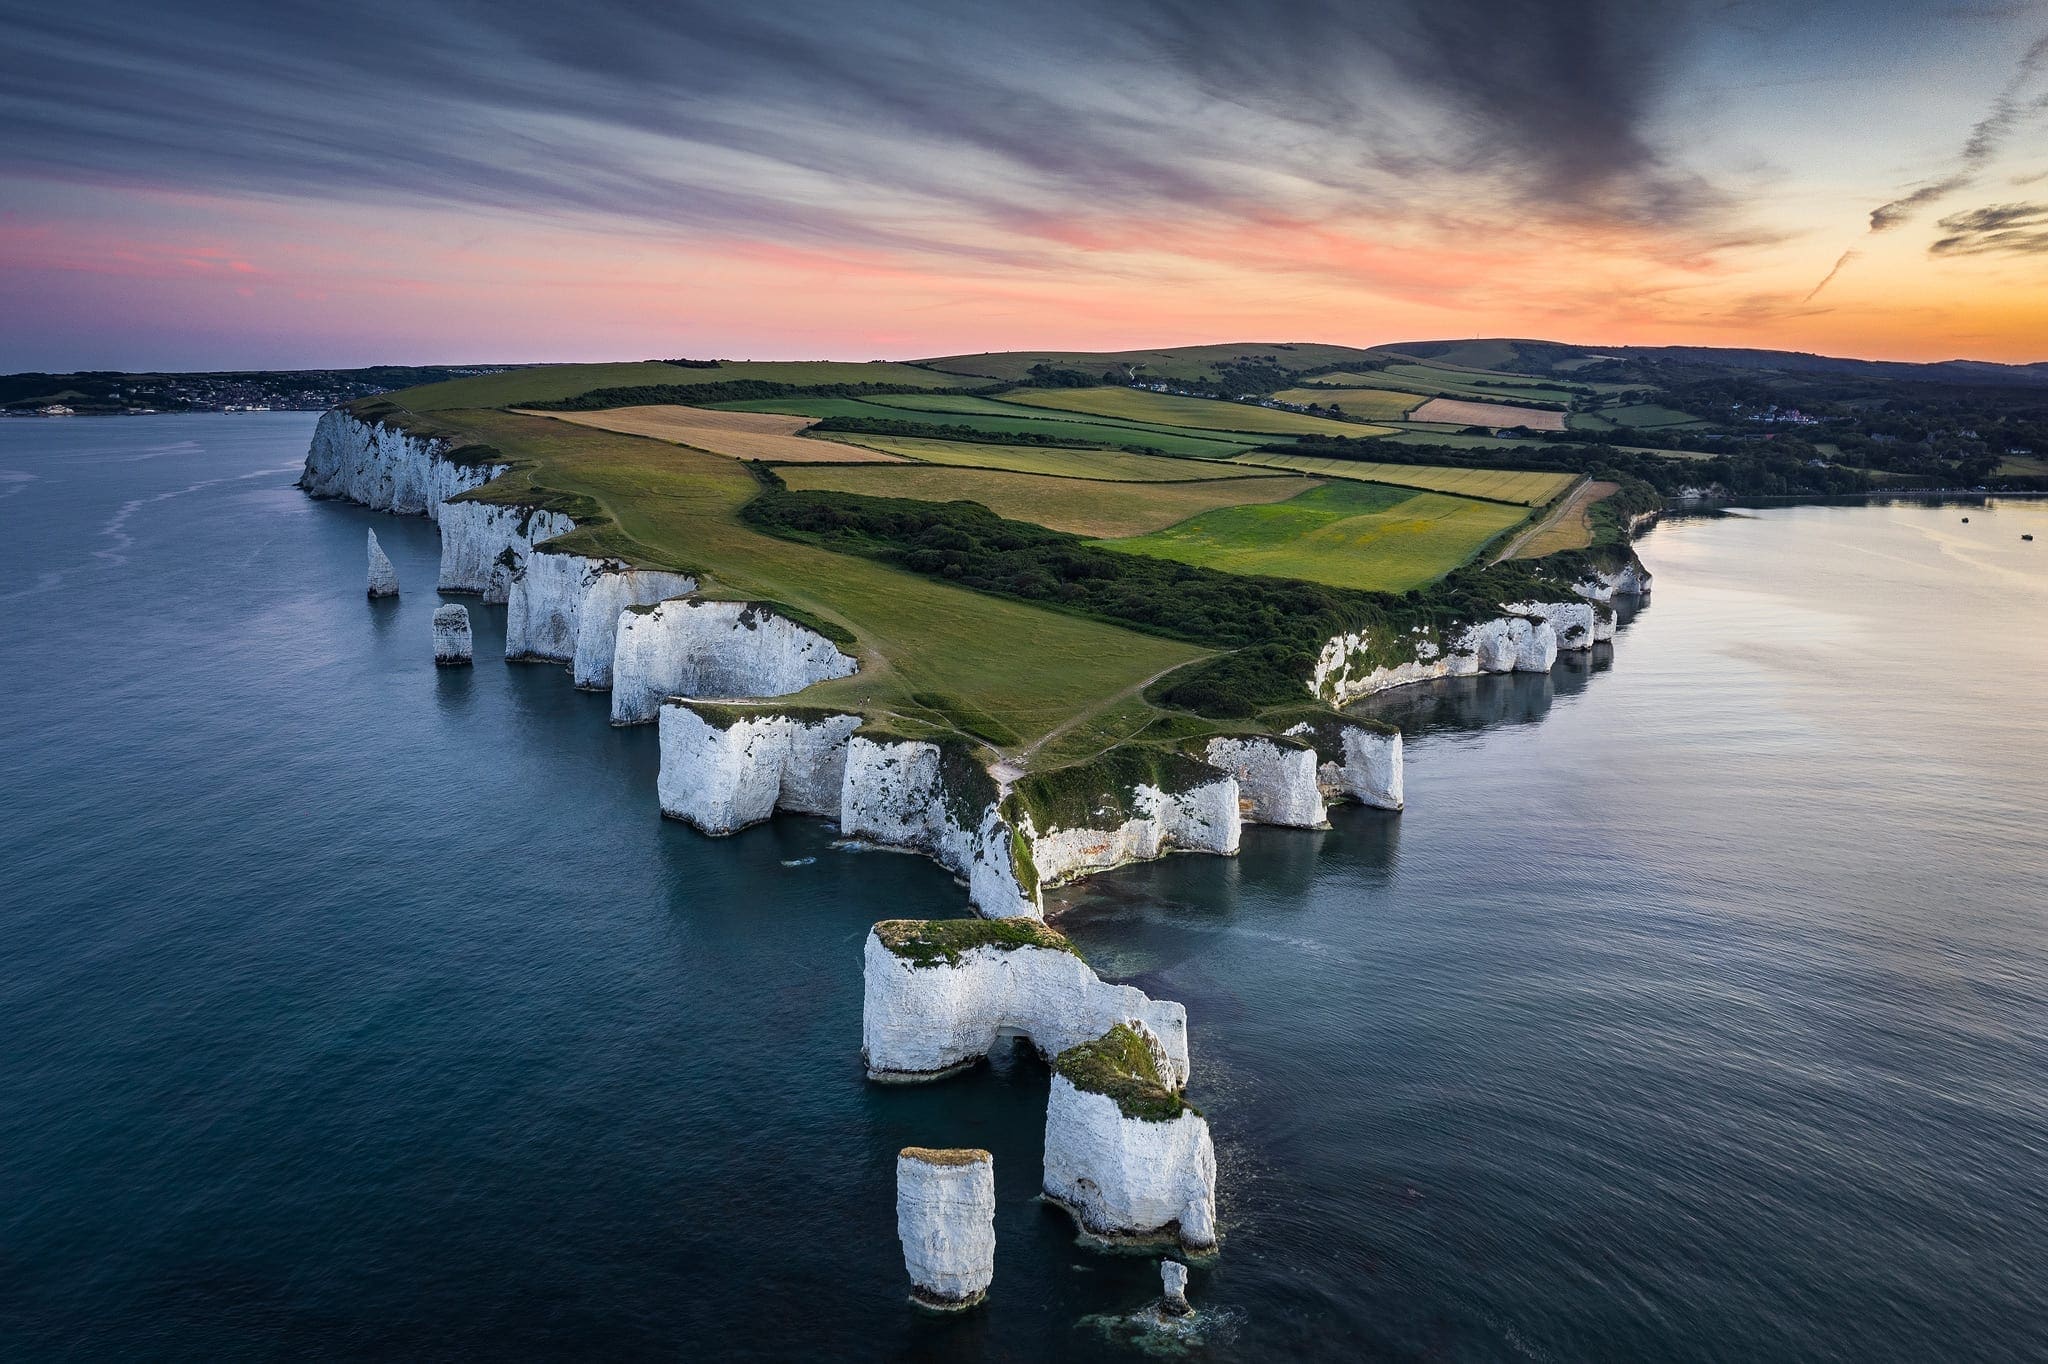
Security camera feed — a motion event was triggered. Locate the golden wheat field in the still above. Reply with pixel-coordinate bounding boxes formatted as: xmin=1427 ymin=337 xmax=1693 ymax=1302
xmin=515 ymin=406 xmax=901 ymax=462
xmin=1409 ymin=397 xmax=1568 ymax=431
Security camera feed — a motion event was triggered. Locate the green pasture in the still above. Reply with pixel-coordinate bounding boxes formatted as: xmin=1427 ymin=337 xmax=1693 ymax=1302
xmin=776 ymin=463 xmax=1319 ymax=538
xmin=393 ymin=360 xmax=976 ymax=412
xmin=1003 ymin=386 xmax=1393 ymax=437
xmin=1098 ymin=481 xmax=1529 ymax=592
xmin=443 ymin=410 xmax=1203 ymax=746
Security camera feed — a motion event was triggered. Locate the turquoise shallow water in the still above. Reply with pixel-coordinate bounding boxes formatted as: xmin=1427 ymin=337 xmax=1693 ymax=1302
xmin=2 ymin=414 xmax=2045 ymax=1361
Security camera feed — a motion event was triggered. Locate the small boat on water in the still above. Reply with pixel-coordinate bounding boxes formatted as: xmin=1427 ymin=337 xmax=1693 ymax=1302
xmin=2025 ymin=534 xmax=2035 ymax=542
xmin=781 ymin=856 xmax=816 ymax=867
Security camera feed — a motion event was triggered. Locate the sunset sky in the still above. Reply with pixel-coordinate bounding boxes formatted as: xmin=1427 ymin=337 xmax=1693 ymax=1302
xmin=4 ymin=0 xmax=2046 ymax=371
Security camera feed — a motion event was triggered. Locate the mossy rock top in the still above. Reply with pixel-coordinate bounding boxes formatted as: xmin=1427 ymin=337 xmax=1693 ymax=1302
xmin=874 ymin=917 xmax=1077 ymax=969
xmin=1005 ymin=743 xmax=1223 ymax=834
xmin=899 ymin=1146 xmax=993 ymax=1168
xmin=1054 ymin=1023 xmax=1196 ymax=1123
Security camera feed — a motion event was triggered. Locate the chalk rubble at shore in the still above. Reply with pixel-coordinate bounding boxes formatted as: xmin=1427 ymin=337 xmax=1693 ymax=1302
xmin=896 ymin=1147 xmax=996 ymax=1311
xmin=432 ymin=604 xmax=472 ymax=665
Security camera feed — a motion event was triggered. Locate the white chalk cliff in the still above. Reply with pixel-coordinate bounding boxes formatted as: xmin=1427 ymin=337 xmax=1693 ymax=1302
xmin=1018 ymin=771 xmax=1242 ymax=891
xmin=842 ymin=736 xmax=1038 ymax=919
xmin=1281 ymin=717 xmax=1404 ymax=811
xmin=432 ymin=604 xmax=472 ymax=665
xmin=300 ymin=410 xmax=499 ymax=520
xmin=1202 ymin=736 xmax=1325 ymax=828
xmin=610 ymin=599 xmax=857 ymax=725
xmin=502 ymin=547 xmax=696 ymax=687
xmin=437 ymin=499 xmax=577 ymax=603
xmin=1576 ymin=560 xmax=1654 ymax=601
xmin=895 ymin=1148 xmax=996 ymax=1310
xmin=657 ymin=702 xmax=862 ymax=833
xmin=366 ymin=529 xmax=399 ymax=598
xmin=861 ymin=926 xmax=1190 ymax=1085
xmin=1041 ymin=1024 xmax=1218 ymax=1254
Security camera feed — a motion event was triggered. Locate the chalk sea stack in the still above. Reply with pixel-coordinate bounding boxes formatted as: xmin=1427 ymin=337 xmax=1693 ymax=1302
xmin=896 ymin=1147 xmax=995 ymax=1311
xmin=432 ymin=604 xmax=473 ymax=666
xmin=1160 ymin=1260 xmax=1192 ymax=1316
xmin=1041 ymin=1022 xmax=1217 ymax=1255
xmin=366 ymin=529 xmax=399 ymax=598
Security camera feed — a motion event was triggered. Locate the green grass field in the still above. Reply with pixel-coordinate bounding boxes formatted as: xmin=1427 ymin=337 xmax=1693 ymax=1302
xmin=448 ymin=410 xmax=1203 ymax=746
xmin=1269 ymin=387 xmax=1422 ymax=419
xmin=914 ymin=342 xmax=1382 ymax=384
xmin=389 ymin=360 xmax=978 ymax=412
xmin=1569 ymin=403 xmax=1707 ymax=430
xmin=1379 ymin=363 xmax=1581 ymax=405
xmin=1099 ymin=482 xmax=1528 ymax=591
xmin=777 ymin=464 xmax=1318 ymax=537
xmin=1998 ymin=454 xmax=2048 ymax=477
xmin=1003 ymin=386 xmax=1394 ymax=437
xmin=1226 ymin=454 xmax=1575 ymax=504
xmin=832 ymin=434 xmax=1263 ymax=481
xmin=713 ymin=393 xmax=1265 ymax=456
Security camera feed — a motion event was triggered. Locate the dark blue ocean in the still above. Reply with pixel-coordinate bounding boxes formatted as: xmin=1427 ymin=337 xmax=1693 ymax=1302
xmin=3 ymin=414 xmax=2044 ymax=1361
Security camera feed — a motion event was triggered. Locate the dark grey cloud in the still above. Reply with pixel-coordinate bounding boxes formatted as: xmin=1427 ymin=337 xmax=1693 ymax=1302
xmin=1929 ymin=200 xmax=2048 ymax=254
xmin=0 ymin=0 xmax=1728 ymax=257
xmin=1870 ymin=32 xmax=2048 ymax=230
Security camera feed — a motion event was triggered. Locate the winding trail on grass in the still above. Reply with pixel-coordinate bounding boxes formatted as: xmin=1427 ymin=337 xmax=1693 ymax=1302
xmin=993 ymin=656 xmax=1215 ymax=782
xmin=1496 ymin=476 xmax=1611 ymax=563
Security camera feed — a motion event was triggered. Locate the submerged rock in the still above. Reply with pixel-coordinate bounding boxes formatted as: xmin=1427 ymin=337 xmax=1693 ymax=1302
xmin=1041 ymin=1023 xmax=1217 ymax=1255
xmin=862 ymin=921 xmax=1189 ymax=1085
xmin=896 ymin=1147 xmax=996 ymax=1311
xmin=432 ymin=604 xmax=472 ymax=666
xmin=366 ymin=529 xmax=399 ymax=598
xmin=1160 ymin=1260 xmax=1192 ymax=1316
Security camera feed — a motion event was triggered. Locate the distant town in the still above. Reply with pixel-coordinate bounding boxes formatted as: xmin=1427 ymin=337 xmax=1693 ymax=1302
xmin=0 ymin=366 xmax=512 ymax=416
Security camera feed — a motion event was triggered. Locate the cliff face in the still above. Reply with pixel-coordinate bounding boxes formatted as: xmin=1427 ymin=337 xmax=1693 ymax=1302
xmin=1576 ymin=559 xmax=1654 ymax=601
xmin=1203 ymin=736 xmax=1325 ymax=828
xmin=896 ymin=1149 xmax=996 ymax=1309
xmin=1042 ymin=1075 xmax=1217 ymax=1253
xmin=860 ymin=931 xmax=1191 ymax=1085
xmin=437 ymin=500 xmax=577 ymax=603
xmin=1283 ymin=717 xmax=1404 ymax=811
xmin=1307 ymin=550 xmax=1653 ymax=706
xmin=841 ymin=737 xmax=1038 ymax=919
xmin=432 ymin=604 xmax=473 ymax=666
xmin=1311 ymin=612 xmax=1558 ymax=706
xmin=610 ymin=599 xmax=857 ymax=725
xmin=656 ymin=702 xmax=862 ymax=834
xmin=502 ymin=547 xmax=696 ymax=684
xmin=299 ymin=410 xmax=499 ymax=520
xmin=1020 ymin=774 xmax=1242 ymax=889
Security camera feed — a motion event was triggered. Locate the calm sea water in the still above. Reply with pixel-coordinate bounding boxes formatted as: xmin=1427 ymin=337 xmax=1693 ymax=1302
xmin=3 ymin=414 xmax=2044 ymax=1362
